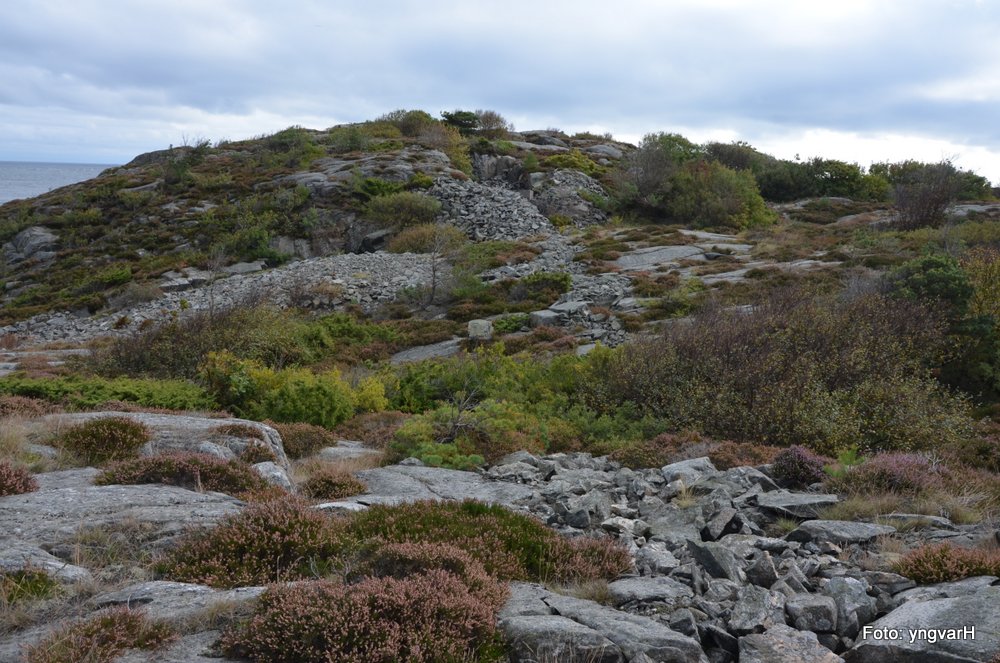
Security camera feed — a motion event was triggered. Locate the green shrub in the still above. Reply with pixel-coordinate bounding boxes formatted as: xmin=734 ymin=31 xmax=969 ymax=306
xmin=584 ymin=289 xmax=970 ymax=453
xmin=386 ymin=223 xmax=466 ymax=254
xmin=159 ymin=496 xmax=342 ymax=588
xmin=300 ymin=466 xmax=367 ymax=500
xmin=220 ymin=572 xmax=502 ymax=663
xmin=57 ymin=416 xmax=152 ymax=465
xmin=543 ymin=149 xmax=602 ymax=176
xmin=23 ymin=607 xmax=175 ymax=663
xmin=0 ymin=459 xmax=38 ymax=496
xmin=494 ymin=313 xmax=529 ymax=334
xmin=0 ymin=375 xmax=215 ymax=410
xmin=665 ymin=160 xmax=776 ymax=229
xmin=96 ymin=452 xmax=273 ymax=496
xmin=365 ymin=192 xmax=442 ymax=228
xmin=894 ymin=543 xmax=1000 ymax=584
xmin=269 ymin=421 xmax=339 ymax=459
xmin=258 ymin=369 xmax=356 ymax=429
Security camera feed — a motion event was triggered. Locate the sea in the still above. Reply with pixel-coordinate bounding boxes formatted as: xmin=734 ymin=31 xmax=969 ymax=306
xmin=0 ymin=161 xmax=118 ymax=205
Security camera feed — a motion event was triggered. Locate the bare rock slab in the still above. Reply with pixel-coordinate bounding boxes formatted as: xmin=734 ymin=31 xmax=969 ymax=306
xmin=786 ymin=520 xmax=895 ymax=545
xmin=739 ymin=624 xmax=843 ymax=662
xmin=343 ymin=464 xmax=536 ymax=507
xmin=0 ymin=484 xmax=242 ymax=547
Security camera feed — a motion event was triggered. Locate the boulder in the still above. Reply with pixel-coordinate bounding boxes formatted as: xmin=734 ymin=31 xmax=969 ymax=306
xmin=342 ymin=463 xmax=536 ymax=507
xmin=786 ymin=520 xmax=895 ymax=545
xmin=2 ymin=226 xmax=58 ymax=264
xmin=739 ymin=624 xmax=843 ymax=663
xmin=786 ymin=593 xmax=839 ymax=633
xmin=846 ymin=586 xmax=1000 ymax=662
xmin=754 ymin=492 xmax=840 ymax=519
xmin=661 ymin=457 xmax=718 ymax=486
xmin=823 ymin=577 xmax=877 ymax=638
xmin=728 ymin=585 xmax=787 ymax=635
xmin=606 ymin=576 xmax=694 ymax=609
xmin=91 ymin=581 xmax=265 ymax=624
xmin=687 ymin=539 xmax=747 ymax=582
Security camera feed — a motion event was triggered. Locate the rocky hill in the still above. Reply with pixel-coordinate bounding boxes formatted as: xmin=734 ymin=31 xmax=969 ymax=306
xmin=2 ymin=112 xmax=1000 ymax=662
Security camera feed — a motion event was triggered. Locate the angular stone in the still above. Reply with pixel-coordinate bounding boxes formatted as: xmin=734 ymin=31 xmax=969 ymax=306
xmin=786 ymin=593 xmax=838 ymax=633
xmin=467 ymin=318 xmax=494 ymax=340
xmin=344 ymin=463 xmax=535 ymax=507
xmin=607 ymin=576 xmax=694 ymax=608
xmin=787 ymin=520 xmax=895 ymax=545
xmin=755 ymin=492 xmax=839 ymax=519
xmin=823 ymin=577 xmax=877 ymax=638
xmin=529 ymin=309 xmax=562 ymax=327
xmin=661 ymin=457 xmax=718 ymax=485
xmin=687 ymin=540 xmax=747 ymax=583
xmin=846 ymin=586 xmax=1000 ymax=663
xmin=894 ymin=575 xmax=999 ymax=603
xmin=728 ymin=584 xmax=786 ymax=635
xmin=739 ymin=624 xmax=843 ymax=663
xmin=746 ymin=551 xmax=779 ymax=588
xmin=634 ymin=542 xmax=681 ymax=575
xmin=493 ymin=615 xmax=625 ymax=663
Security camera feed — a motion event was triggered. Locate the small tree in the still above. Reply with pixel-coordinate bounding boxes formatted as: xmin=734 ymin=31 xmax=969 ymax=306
xmin=888 ymin=161 xmax=961 ymax=229
xmin=475 ymin=110 xmax=514 ymax=138
xmin=440 ymin=110 xmax=480 ymax=135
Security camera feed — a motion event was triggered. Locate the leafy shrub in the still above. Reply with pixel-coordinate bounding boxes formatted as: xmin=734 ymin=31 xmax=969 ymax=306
xmin=826 ymin=453 xmax=947 ymax=496
xmin=159 ymin=496 xmax=341 ymax=588
xmin=376 ymin=109 xmax=436 ymax=137
xmin=584 ymin=290 xmax=969 ymax=453
xmin=665 ymin=160 xmax=776 ymax=229
xmin=96 ymin=452 xmax=272 ymax=496
xmin=475 ymin=109 xmax=514 ymax=139
xmin=494 ymin=313 xmax=530 ymax=334
xmin=22 ymin=607 xmax=175 ymax=663
xmin=543 ymin=149 xmax=601 ymax=176
xmin=0 ymin=375 xmax=215 ymax=410
xmin=365 ymin=192 xmax=442 ymax=228
xmin=890 ymin=161 xmax=961 ymax=229
xmin=57 ymin=416 xmax=151 ymax=465
xmin=300 ymin=466 xmax=367 ymax=500
xmin=386 ymin=223 xmax=466 ymax=254
xmin=269 ymin=421 xmax=339 ymax=459
xmin=350 ymin=500 xmax=631 ymax=583
xmin=88 ymin=303 xmax=311 ymax=380
xmin=894 ymin=543 xmax=1000 ymax=584
xmin=416 ymin=123 xmax=472 ymax=174
xmin=770 ymin=445 xmax=828 ymax=487
xmin=220 ymin=572 xmax=501 ymax=663
xmin=891 ymin=254 xmax=973 ymax=315
xmin=0 ymin=459 xmax=38 ymax=496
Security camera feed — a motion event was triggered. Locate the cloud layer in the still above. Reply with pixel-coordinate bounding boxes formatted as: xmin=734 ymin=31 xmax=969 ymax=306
xmin=2 ymin=0 xmax=999 ymax=181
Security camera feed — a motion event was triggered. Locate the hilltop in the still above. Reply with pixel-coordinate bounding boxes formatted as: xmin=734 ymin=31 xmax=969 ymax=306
xmin=2 ymin=109 xmax=1000 ymax=662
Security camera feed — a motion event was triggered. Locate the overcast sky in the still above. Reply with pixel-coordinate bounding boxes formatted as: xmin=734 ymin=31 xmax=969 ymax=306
xmin=3 ymin=0 xmax=999 ymax=183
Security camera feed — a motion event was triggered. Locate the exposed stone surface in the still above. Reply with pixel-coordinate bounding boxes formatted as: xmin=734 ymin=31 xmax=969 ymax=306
xmin=845 ymin=586 xmax=1000 ymax=662
xmin=787 ymin=520 xmax=896 ymax=545
xmin=739 ymin=624 xmax=844 ymax=662
xmin=2 ymin=226 xmax=58 ymax=265
xmin=430 ymin=177 xmax=553 ymax=240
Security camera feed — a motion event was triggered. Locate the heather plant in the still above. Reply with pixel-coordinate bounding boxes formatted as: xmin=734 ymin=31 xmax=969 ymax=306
xmin=159 ymin=496 xmax=342 ymax=587
xmin=299 ymin=465 xmax=367 ymax=500
xmin=0 ymin=459 xmax=38 ymax=496
xmin=95 ymin=452 xmax=272 ymax=496
xmin=238 ymin=441 xmax=278 ymax=464
xmin=357 ymin=542 xmax=508 ymax=609
xmin=894 ymin=543 xmax=1000 ymax=583
xmin=770 ymin=445 xmax=828 ymax=487
xmin=56 ymin=416 xmax=151 ymax=466
xmin=349 ymin=499 xmax=631 ymax=583
xmin=220 ymin=572 xmax=503 ymax=663
xmin=22 ymin=606 xmax=175 ymax=663
xmin=826 ymin=453 xmax=948 ymax=497
xmin=0 ymin=395 xmax=59 ymax=418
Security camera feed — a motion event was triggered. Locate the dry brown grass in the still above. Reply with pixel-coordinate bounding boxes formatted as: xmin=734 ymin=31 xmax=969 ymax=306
xmin=548 ymin=579 xmax=613 ymax=605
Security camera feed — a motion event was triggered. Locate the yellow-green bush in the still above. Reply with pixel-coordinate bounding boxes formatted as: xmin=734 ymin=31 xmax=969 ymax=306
xmin=365 ymin=192 xmax=442 ymax=228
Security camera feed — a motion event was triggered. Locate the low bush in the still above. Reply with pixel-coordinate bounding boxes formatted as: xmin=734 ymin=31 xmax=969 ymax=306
xmin=543 ymin=149 xmax=602 ymax=177
xmin=299 ymin=465 xmax=367 ymax=500
xmin=386 ymin=223 xmax=466 ymax=254
xmin=0 ymin=460 xmax=38 ymax=496
xmin=57 ymin=416 xmax=151 ymax=465
xmin=239 ymin=442 xmax=278 ymax=464
xmin=22 ymin=607 xmax=175 ymax=663
xmin=96 ymin=452 xmax=272 ymax=496
xmin=0 ymin=375 xmax=215 ymax=411
xmin=349 ymin=500 xmax=632 ymax=583
xmin=159 ymin=496 xmax=341 ymax=587
xmin=269 ymin=421 xmax=339 ymax=459
xmin=0 ymin=395 xmax=59 ymax=418
xmin=333 ymin=411 xmax=409 ymax=450
xmin=894 ymin=543 xmax=1000 ymax=583
xmin=770 ymin=445 xmax=828 ymax=487
xmin=365 ymin=192 xmax=442 ymax=228
xmin=220 ymin=572 xmax=502 ymax=663
xmin=826 ymin=453 xmax=947 ymax=496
